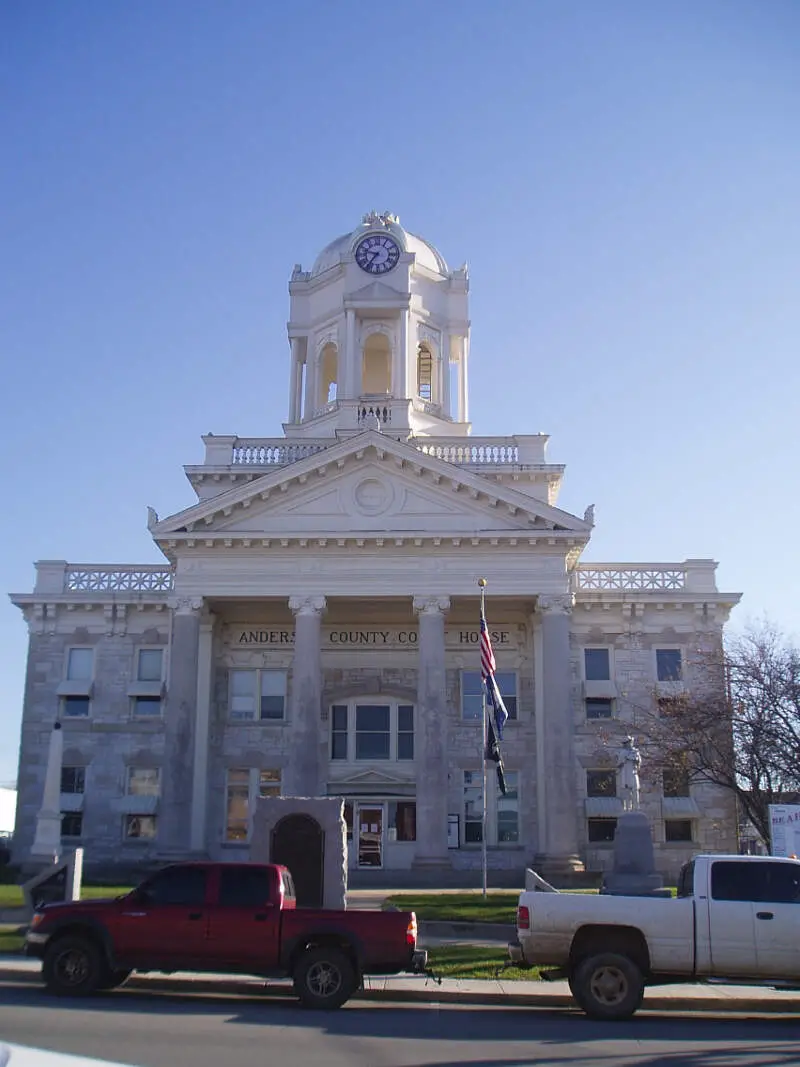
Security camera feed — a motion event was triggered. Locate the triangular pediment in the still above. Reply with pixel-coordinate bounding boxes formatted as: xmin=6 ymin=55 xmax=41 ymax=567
xmin=348 ymin=280 xmax=408 ymax=303
xmin=152 ymin=431 xmax=591 ymax=542
xmin=330 ymin=768 xmax=413 ymax=787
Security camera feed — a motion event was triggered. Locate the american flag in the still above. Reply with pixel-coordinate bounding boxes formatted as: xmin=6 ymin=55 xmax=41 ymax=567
xmin=480 ymin=611 xmax=509 ymax=739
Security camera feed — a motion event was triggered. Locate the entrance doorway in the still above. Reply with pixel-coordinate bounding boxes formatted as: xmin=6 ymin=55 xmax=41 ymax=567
xmin=270 ymin=813 xmax=324 ymax=907
xmin=357 ymin=804 xmax=384 ymax=868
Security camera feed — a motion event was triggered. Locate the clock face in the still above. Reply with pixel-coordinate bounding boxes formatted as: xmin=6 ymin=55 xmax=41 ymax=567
xmin=355 ymin=234 xmax=401 ymax=274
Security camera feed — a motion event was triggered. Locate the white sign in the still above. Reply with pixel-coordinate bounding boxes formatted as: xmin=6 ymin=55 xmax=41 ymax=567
xmin=769 ymin=804 xmax=800 ymax=858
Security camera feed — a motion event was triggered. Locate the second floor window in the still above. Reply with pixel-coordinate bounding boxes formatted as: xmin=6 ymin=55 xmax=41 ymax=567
xmin=224 ymin=767 xmax=282 ymax=842
xmin=584 ymin=648 xmax=610 ymax=681
xmin=330 ymin=702 xmax=414 ymax=761
xmin=67 ymin=648 xmax=93 ymax=680
xmin=229 ymin=669 xmax=287 ymax=721
xmin=663 ymin=766 xmax=691 ymax=797
xmin=61 ymin=767 xmax=85 ymax=794
xmin=587 ymin=770 xmax=616 ymax=797
xmin=127 ymin=767 xmax=160 ymax=797
xmin=656 ymin=648 xmax=682 ymax=682
xmin=461 ymin=671 xmax=518 ymax=721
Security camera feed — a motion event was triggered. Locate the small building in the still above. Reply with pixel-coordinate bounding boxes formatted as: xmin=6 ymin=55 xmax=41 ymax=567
xmin=9 ymin=212 xmax=741 ymax=884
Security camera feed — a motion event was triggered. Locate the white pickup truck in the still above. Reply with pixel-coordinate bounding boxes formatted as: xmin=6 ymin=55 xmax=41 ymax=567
xmin=509 ymin=854 xmax=800 ymax=1019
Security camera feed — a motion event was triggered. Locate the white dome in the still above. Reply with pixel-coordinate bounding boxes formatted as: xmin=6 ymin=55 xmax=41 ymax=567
xmin=311 ymin=213 xmax=448 ymax=276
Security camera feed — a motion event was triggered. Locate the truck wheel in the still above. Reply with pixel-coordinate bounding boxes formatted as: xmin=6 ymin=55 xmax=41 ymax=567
xmin=293 ymin=947 xmax=357 ymax=1010
xmin=42 ymin=936 xmax=104 ymax=997
xmin=571 ymin=952 xmax=644 ymax=1020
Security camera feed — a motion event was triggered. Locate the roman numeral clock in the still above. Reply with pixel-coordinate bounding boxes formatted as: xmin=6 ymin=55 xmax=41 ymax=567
xmin=354 ymin=233 xmax=401 ymax=274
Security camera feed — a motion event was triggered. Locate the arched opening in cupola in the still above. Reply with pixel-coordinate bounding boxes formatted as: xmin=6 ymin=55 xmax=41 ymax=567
xmin=319 ymin=342 xmax=338 ymax=405
xmin=362 ymin=333 xmax=391 ymax=395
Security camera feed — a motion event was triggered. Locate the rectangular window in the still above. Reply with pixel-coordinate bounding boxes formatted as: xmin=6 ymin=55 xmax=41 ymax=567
xmin=388 ymin=801 xmax=417 ymax=842
xmin=584 ymin=648 xmax=610 ymax=681
xmin=62 ymin=696 xmax=90 ymax=718
xmin=219 ymin=866 xmax=272 ymax=908
xmin=229 ymin=669 xmax=287 ymax=720
xmin=225 ymin=769 xmax=251 ymax=842
xmin=497 ymin=771 xmax=519 ymax=843
xmin=585 ymin=698 xmax=613 ymax=720
xmin=355 ymin=705 xmax=390 ymax=760
xmin=67 ymin=648 xmax=93 ymax=680
xmin=331 ymin=705 xmax=348 ymax=760
xmin=586 ymin=770 xmax=617 ymax=797
xmin=657 ymin=696 xmax=685 ymax=717
xmin=258 ymin=769 xmax=281 ymax=798
xmin=127 ymin=767 xmax=160 ymax=797
xmin=461 ymin=671 xmax=518 ymax=721
xmin=663 ymin=767 xmax=691 ymax=797
xmin=656 ymin=648 xmax=682 ymax=682
xmin=60 ymin=767 xmax=85 ymax=794
xmin=397 ymin=704 xmax=414 ymax=760
xmin=463 ymin=771 xmax=483 ymax=843
xmin=588 ymin=818 xmax=617 ymax=843
xmin=61 ymin=813 xmax=83 ymax=838
xmin=124 ymin=815 xmax=157 ymax=840
xmin=137 ymin=649 xmax=163 ymax=681
xmin=711 ymin=861 xmax=765 ymax=902
xmin=665 ymin=819 xmax=694 ymax=843
xmin=133 ymin=695 xmax=162 ymax=717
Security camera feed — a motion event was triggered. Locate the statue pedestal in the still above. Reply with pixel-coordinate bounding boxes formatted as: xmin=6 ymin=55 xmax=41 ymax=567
xmin=601 ymin=812 xmax=671 ymax=898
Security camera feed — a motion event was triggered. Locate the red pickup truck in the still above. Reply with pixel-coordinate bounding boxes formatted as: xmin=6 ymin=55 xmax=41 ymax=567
xmin=25 ymin=861 xmax=426 ymax=1009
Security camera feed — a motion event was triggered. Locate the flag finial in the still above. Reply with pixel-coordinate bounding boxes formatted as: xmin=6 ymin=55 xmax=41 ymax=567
xmin=478 ymin=577 xmax=487 ymax=588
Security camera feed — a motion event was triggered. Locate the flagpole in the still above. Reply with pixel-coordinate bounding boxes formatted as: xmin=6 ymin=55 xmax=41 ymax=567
xmin=478 ymin=577 xmax=488 ymax=899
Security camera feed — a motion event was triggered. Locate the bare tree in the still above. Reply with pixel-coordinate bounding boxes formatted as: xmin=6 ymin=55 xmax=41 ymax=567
xmin=633 ymin=623 xmax=800 ymax=847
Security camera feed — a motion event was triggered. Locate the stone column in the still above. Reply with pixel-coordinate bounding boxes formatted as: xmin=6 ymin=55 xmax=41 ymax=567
xmin=345 ymin=310 xmax=358 ymax=397
xmin=537 ymin=595 xmax=583 ymax=875
xmin=412 ymin=595 xmax=451 ymax=869
xmin=190 ymin=609 xmax=215 ymax=852
xmin=160 ymin=596 xmax=203 ymax=854
xmin=397 ymin=310 xmax=409 ymax=398
xmin=288 ymin=338 xmax=301 ymax=422
xmin=303 ymin=342 xmax=317 ymax=418
xmin=286 ymin=595 xmax=326 ymax=797
xmin=458 ymin=335 xmax=470 ymax=422
xmin=440 ymin=331 xmax=451 ymax=414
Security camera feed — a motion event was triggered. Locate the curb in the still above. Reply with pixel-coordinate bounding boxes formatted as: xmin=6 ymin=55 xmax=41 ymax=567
xmin=1 ymin=963 xmax=797 ymax=1015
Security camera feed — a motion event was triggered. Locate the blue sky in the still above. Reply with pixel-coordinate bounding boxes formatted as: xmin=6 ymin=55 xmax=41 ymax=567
xmin=2 ymin=1 xmax=799 ymax=786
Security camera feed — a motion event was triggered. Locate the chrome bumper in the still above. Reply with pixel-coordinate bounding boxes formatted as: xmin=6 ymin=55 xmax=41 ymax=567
xmin=507 ymin=941 xmax=524 ymax=965
xmin=410 ymin=949 xmax=428 ymax=973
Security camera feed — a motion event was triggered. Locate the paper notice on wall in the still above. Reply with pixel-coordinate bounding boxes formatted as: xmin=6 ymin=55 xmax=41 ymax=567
xmin=769 ymin=804 xmax=800 ymax=857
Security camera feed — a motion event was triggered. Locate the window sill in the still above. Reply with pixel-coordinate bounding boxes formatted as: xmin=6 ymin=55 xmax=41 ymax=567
xmin=227 ymin=719 xmax=288 ymax=727
xmin=221 ymin=841 xmax=250 ymax=849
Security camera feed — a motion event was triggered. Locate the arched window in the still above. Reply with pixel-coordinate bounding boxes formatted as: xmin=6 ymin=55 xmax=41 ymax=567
xmin=417 ymin=344 xmax=433 ymax=401
xmin=362 ymin=333 xmax=391 ymax=395
xmin=319 ymin=342 xmax=338 ymax=405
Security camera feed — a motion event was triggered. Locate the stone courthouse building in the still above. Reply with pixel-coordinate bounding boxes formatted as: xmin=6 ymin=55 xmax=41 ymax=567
xmin=10 ymin=212 xmax=742 ymax=883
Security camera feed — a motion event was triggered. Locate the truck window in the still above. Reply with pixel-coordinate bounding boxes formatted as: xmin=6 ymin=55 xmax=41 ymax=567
xmin=710 ymin=862 xmax=765 ymax=902
xmin=281 ymin=870 xmax=296 ymax=902
xmin=141 ymin=866 xmax=207 ymax=906
xmin=762 ymin=862 xmax=800 ymax=904
xmin=677 ymin=860 xmax=695 ymax=898
xmin=218 ymin=866 xmax=272 ymax=908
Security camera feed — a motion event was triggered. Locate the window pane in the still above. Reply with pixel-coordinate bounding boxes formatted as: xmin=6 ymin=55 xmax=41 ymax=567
xmin=62 ymin=696 xmax=89 ymax=718
xmin=259 ymin=695 xmax=285 ymax=720
xmin=494 ymin=672 xmax=518 ymax=720
xmin=231 ymin=670 xmax=256 ymax=695
xmin=127 ymin=768 xmax=160 ymax=796
xmin=137 ymin=649 xmax=163 ymax=682
xmin=397 ymin=733 xmax=414 ymax=760
xmin=587 ymin=770 xmax=616 ymax=797
xmin=398 ymin=705 xmax=414 ymax=731
xmin=67 ymin=649 xmax=93 ymax=681
xmin=389 ymin=801 xmax=417 ymax=842
xmin=588 ymin=818 xmax=617 ymax=842
xmin=331 ymin=733 xmax=348 ymax=760
xmin=356 ymin=706 xmax=390 ymax=731
xmin=228 ymin=769 xmax=250 ymax=786
xmin=226 ymin=771 xmax=250 ymax=841
xmin=61 ymin=813 xmax=83 ymax=837
xmin=764 ymin=863 xmax=800 ymax=904
xmin=142 ymin=866 xmax=206 ymax=905
xmin=462 ymin=672 xmax=483 ymax=719
xmin=219 ymin=866 xmax=272 ymax=907
xmin=656 ymin=649 xmax=682 ymax=681
xmin=497 ymin=772 xmax=518 ymax=842
xmin=711 ymin=862 xmax=764 ymax=902
xmin=586 ymin=698 xmax=613 ymax=720
xmin=260 ymin=670 xmax=286 ymax=696
xmin=584 ymin=649 xmax=610 ymax=681
xmin=258 ymin=769 xmax=281 ymax=797
xmin=355 ymin=732 xmax=390 ymax=760
xmin=332 ymin=705 xmax=348 ymax=730
xmin=462 ymin=694 xmax=483 ymax=721
xmin=124 ymin=815 xmax=158 ymax=840
xmin=665 ymin=819 xmax=693 ymax=842
xmin=464 ymin=770 xmax=484 ymax=843
xmin=133 ymin=696 xmax=161 ymax=717
xmin=61 ymin=767 xmax=85 ymax=794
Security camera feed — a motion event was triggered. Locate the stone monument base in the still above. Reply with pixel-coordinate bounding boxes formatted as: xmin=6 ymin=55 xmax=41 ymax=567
xmin=601 ymin=811 xmax=671 ymax=897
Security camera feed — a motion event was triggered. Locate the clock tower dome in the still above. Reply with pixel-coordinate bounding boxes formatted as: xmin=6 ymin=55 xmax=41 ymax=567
xmin=284 ymin=212 xmax=471 ymax=439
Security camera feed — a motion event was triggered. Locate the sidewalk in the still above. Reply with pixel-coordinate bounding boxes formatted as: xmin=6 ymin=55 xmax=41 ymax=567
xmin=1 ymin=956 xmax=798 ymax=1015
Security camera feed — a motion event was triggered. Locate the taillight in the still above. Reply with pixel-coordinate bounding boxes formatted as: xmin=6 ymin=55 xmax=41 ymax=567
xmin=517 ymin=904 xmax=530 ymax=930
xmin=406 ymin=912 xmax=417 ymax=946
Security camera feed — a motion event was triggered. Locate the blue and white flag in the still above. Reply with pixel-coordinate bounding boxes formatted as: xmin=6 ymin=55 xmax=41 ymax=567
xmin=480 ymin=612 xmax=509 ymax=738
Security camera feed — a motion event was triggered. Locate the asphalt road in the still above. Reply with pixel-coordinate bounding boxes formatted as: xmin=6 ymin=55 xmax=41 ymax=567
xmin=0 ymin=976 xmax=797 ymax=1067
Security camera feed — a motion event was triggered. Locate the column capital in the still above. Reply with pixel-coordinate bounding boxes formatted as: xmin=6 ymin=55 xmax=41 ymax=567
xmin=537 ymin=594 xmax=574 ymax=617
xmin=168 ymin=595 xmax=205 ymax=616
xmin=413 ymin=595 xmax=451 ymax=617
xmin=289 ymin=594 xmax=327 ymax=618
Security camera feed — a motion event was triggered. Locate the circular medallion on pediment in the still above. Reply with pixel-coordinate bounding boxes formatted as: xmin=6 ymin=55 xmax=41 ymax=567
xmin=353 ymin=477 xmax=393 ymax=516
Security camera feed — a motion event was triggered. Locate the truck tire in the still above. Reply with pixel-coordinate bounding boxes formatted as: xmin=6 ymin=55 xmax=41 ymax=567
xmin=293 ymin=946 xmax=357 ymax=1010
xmin=571 ymin=952 xmax=644 ymax=1020
xmin=96 ymin=968 xmax=132 ymax=990
xmin=42 ymin=935 xmax=105 ymax=997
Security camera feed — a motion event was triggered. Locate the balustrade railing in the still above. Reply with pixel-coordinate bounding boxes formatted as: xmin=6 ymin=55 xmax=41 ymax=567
xmin=416 ymin=438 xmax=520 ymax=465
xmin=572 ymin=565 xmax=687 ymax=591
xmin=232 ymin=440 xmax=330 ymax=465
xmin=64 ymin=565 xmax=174 ymax=593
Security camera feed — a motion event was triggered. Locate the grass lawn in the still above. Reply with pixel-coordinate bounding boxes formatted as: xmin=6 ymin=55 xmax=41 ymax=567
xmin=426 ymin=944 xmax=539 ymax=981
xmin=0 ymin=925 xmax=24 ymax=954
xmin=386 ymin=893 xmax=520 ymax=924
xmin=0 ymin=885 xmax=132 ymax=908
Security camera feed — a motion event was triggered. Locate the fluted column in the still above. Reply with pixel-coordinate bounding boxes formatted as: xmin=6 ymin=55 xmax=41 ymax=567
xmin=161 ymin=595 xmax=203 ymax=853
xmin=190 ymin=609 xmax=216 ymax=852
xmin=537 ymin=594 xmax=582 ymax=874
xmin=288 ymin=338 xmax=301 ymax=422
xmin=345 ymin=310 xmax=358 ymax=398
xmin=286 ymin=595 xmax=326 ymax=796
xmin=398 ymin=309 xmax=410 ymax=398
xmin=412 ymin=595 xmax=451 ymax=868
